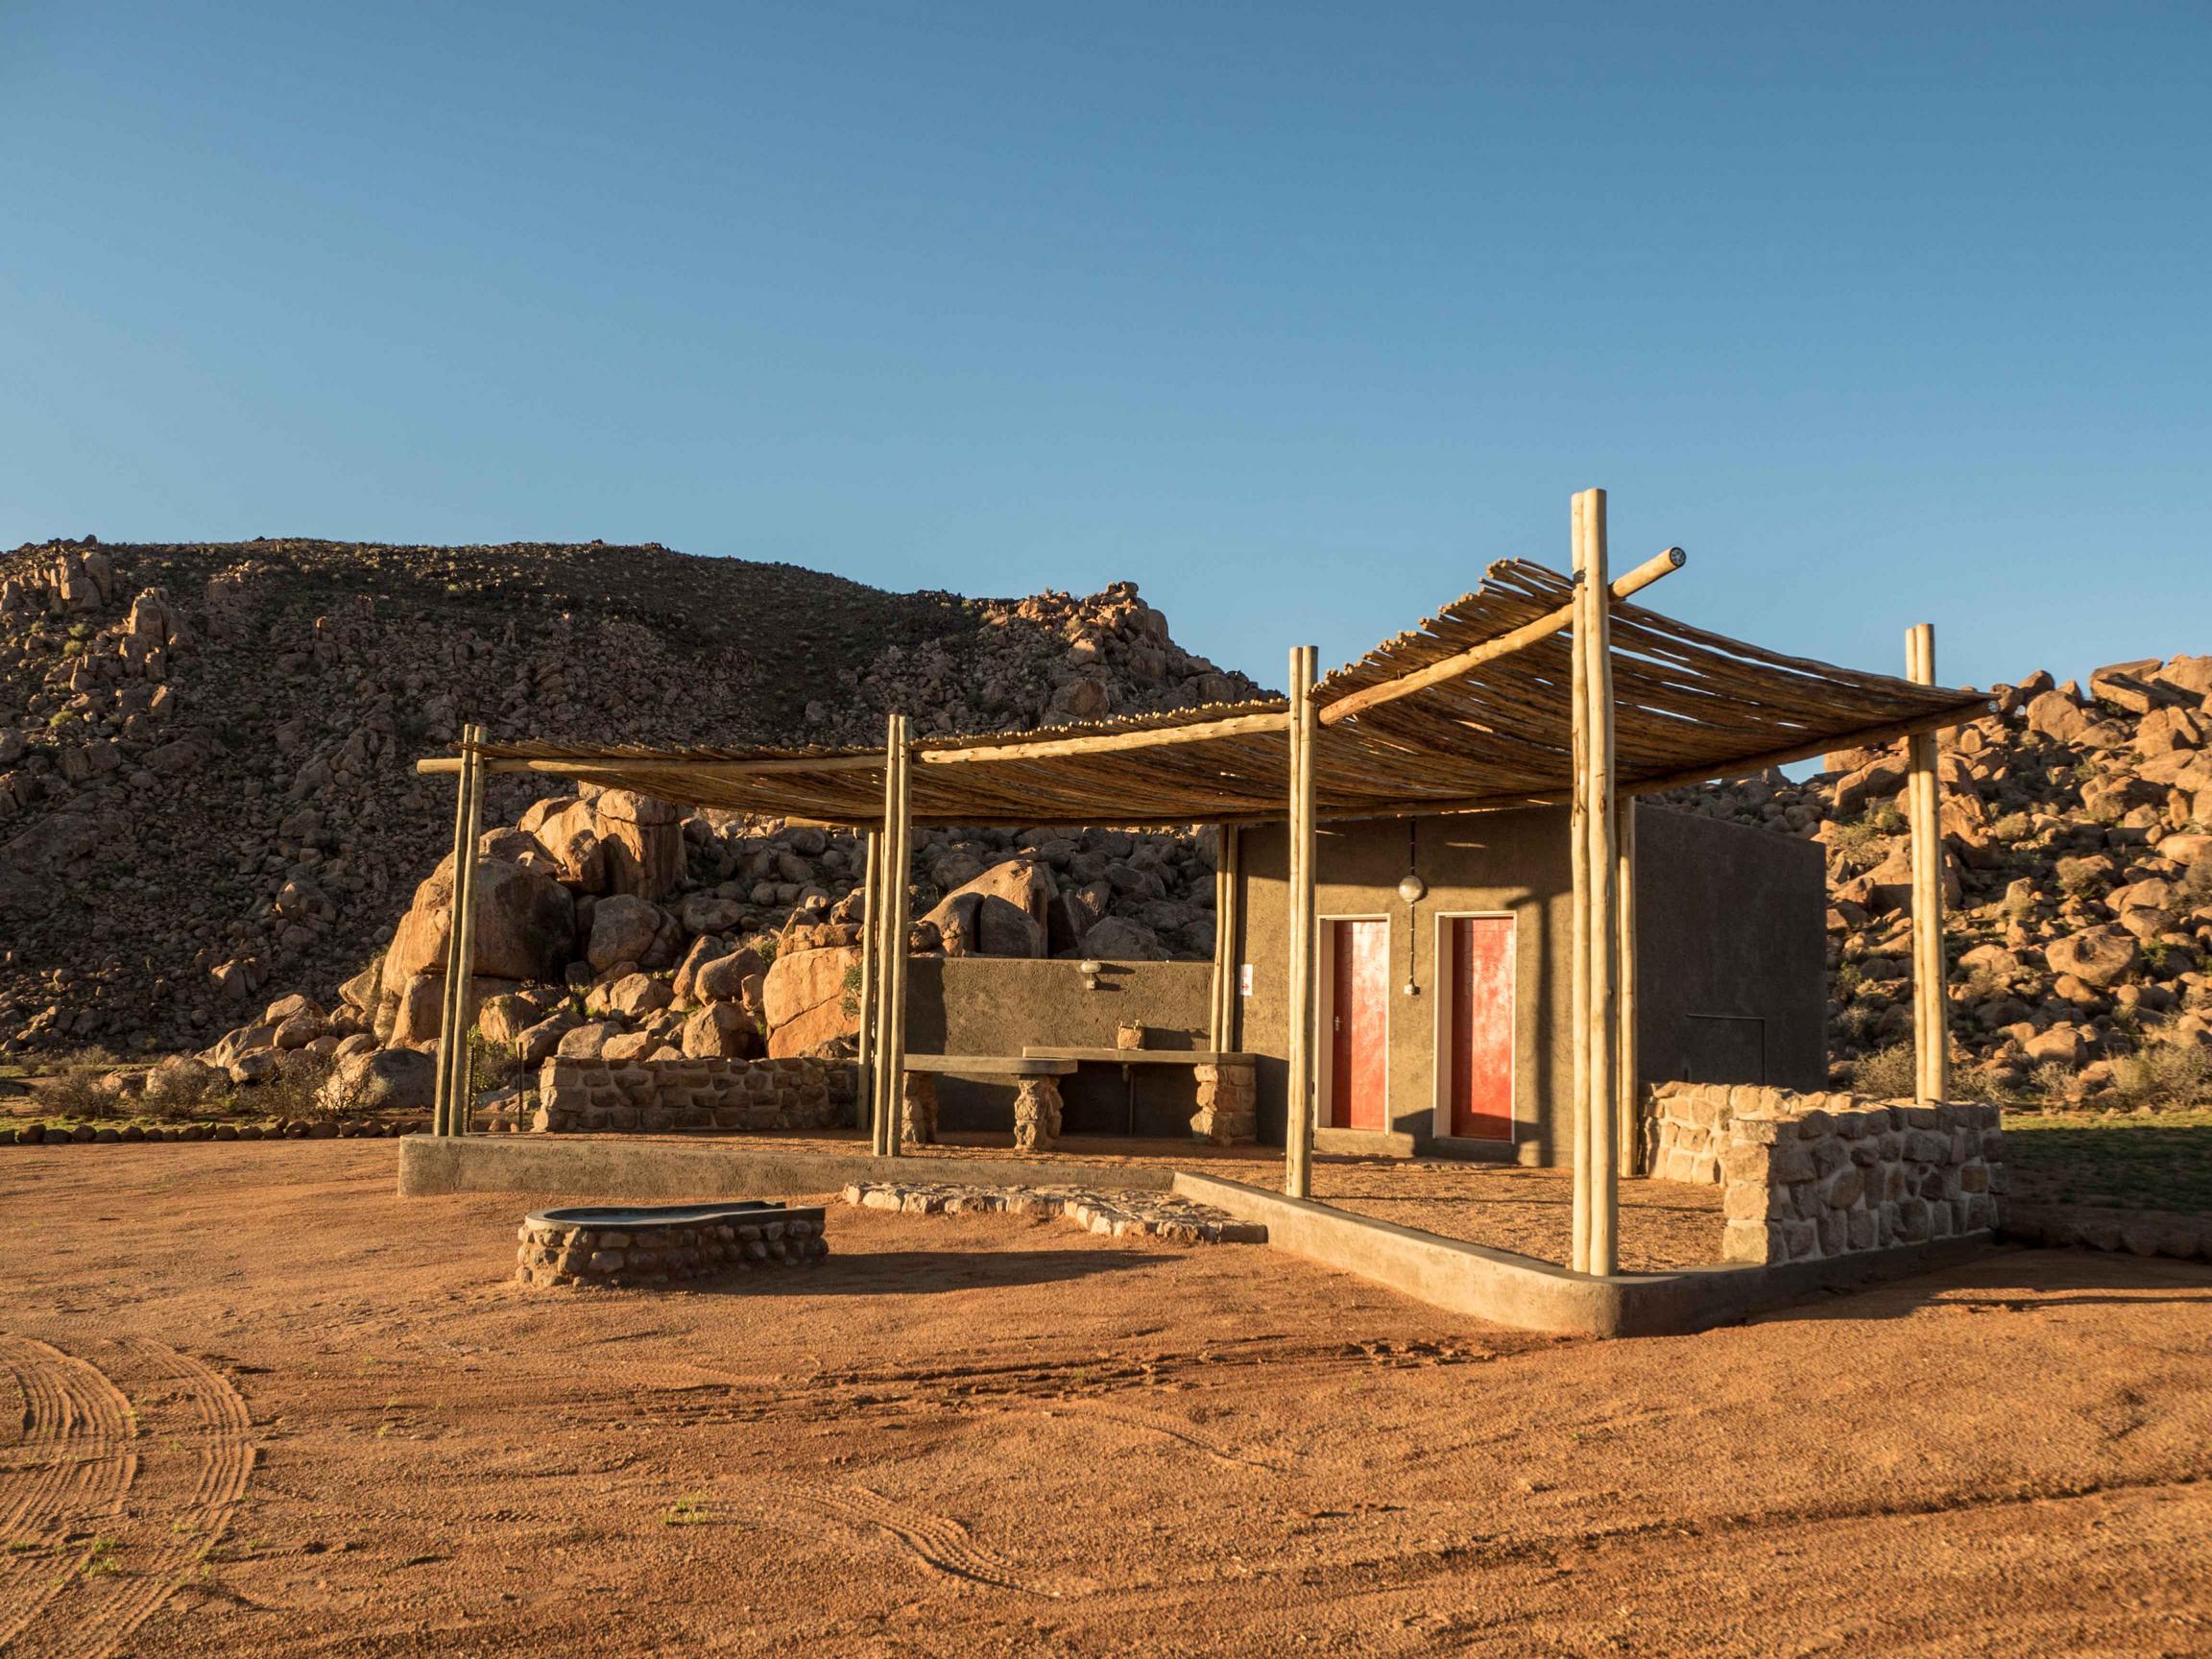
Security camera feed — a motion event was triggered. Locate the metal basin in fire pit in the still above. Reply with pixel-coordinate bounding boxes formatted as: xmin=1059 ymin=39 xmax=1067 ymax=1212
xmin=516 ymin=1200 xmax=828 ymax=1288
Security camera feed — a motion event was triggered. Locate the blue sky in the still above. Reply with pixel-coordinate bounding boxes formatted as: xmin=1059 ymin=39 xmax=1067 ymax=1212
xmin=3 ymin=2 xmax=2206 ymax=695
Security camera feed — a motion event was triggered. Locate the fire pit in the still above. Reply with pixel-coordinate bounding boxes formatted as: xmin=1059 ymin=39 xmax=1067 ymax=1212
xmin=515 ymin=1201 xmax=828 ymax=1288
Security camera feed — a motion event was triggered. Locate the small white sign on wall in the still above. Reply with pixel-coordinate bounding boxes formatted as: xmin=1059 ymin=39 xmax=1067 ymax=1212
xmin=1239 ymin=963 xmax=1254 ymax=997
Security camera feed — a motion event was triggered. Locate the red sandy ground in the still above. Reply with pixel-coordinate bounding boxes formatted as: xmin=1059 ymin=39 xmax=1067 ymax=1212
xmin=2 ymin=1143 xmax=2208 ymax=1657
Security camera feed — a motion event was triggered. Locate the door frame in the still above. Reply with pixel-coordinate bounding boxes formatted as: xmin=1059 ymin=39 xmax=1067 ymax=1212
xmin=1430 ymin=909 xmax=1519 ymax=1143
xmin=1316 ymin=912 xmax=1392 ymax=1132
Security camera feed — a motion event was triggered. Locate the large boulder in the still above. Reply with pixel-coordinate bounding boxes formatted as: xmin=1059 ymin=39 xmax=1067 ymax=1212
xmin=2089 ymin=659 xmax=2182 ymax=716
xmin=692 ymin=946 xmax=766 ymax=1006
xmin=919 ymin=858 xmax=1052 ymax=958
xmin=477 ymin=992 xmax=550 ymax=1046
xmin=587 ymin=894 xmax=665 ymax=972
xmin=1080 ymin=916 xmax=1169 ymax=961
xmin=761 ymin=945 xmax=860 ymax=1057
xmin=387 ymin=858 xmax=576 ymax=984
xmin=683 ymin=1000 xmax=762 ymax=1060
xmin=679 ymin=893 xmax=748 ymax=935
xmin=601 ymin=973 xmax=673 ymax=1021
xmin=2021 ymin=690 xmax=2092 ymax=744
xmin=555 ymin=1021 xmax=620 ymax=1059
xmin=2044 ymin=927 xmax=2141 ymax=989
xmin=383 ymin=973 xmax=521 ymax=1046
xmin=594 ymin=791 xmax=683 ymax=901
xmin=531 ymin=799 xmax=610 ymax=892
xmin=1832 ymin=754 xmax=1910 ymax=819
xmin=925 ymin=892 xmax=1046 ymax=958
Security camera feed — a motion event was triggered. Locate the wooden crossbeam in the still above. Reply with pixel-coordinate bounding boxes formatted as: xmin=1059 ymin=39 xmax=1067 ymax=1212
xmin=1315 ymin=547 xmax=1684 ymax=729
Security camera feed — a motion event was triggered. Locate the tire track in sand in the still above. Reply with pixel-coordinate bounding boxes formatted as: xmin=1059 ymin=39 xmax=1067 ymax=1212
xmin=1037 ymin=1401 xmax=1291 ymax=1472
xmin=0 ymin=1336 xmax=137 ymax=1651
xmin=732 ymin=1478 xmax=1073 ymax=1598
xmin=0 ymin=1336 xmax=254 ymax=1659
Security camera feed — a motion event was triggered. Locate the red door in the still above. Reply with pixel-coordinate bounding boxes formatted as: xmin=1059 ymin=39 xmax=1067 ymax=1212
xmin=1448 ymin=917 xmax=1515 ymax=1140
xmin=1329 ymin=920 xmax=1389 ymax=1130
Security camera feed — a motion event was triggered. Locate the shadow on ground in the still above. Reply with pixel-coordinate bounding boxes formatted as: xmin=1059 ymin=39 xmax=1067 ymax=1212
xmin=690 ymin=1245 xmax=1179 ymax=1297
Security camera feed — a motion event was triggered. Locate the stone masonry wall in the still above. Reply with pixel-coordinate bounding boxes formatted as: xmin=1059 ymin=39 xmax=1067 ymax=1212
xmin=535 ymin=1055 xmax=855 ymax=1134
xmin=1647 ymin=1080 xmax=2005 ymax=1266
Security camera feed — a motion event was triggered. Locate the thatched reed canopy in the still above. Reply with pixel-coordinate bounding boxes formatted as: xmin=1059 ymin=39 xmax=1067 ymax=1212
xmin=424 ymin=558 xmax=1988 ymax=828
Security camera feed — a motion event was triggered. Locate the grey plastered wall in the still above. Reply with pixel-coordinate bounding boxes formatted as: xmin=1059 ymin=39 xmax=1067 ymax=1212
xmin=1232 ymin=805 xmax=1825 ymax=1165
xmin=1236 ymin=807 xmax=1575 ymax=1162
xmin=903 ymin=957 xmax=1216 ymax=1136
xmin=1630 ymin=806 xmax=1826 ymax=1094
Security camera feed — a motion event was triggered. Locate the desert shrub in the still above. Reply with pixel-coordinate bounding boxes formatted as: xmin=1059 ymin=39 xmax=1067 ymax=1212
xmin=1954 ymin=1055 xmax=2026 ymax=1104
xmin=33 ymin=1065 xmax=116 ymax=1120
xmin=839 ymin=959 xmax=862 ymax=1020
xmin=1991 ymin=811 xmax=2033 ymax=843
xmin=1870 ymin=804 xmax=1908 ymax=836
xmin=469 ymin=1033 xmax=522 ymax=1095
xmin=1832 ymin=961 xmax=1867 ymax=1000
xmin=1828 ymin=818 xmax=1887 ymax=870
xmin=143 ymin=1064 xmax=230 ymax=1122
xmin=257 ymin=1050 xmax=338 ymax=1119
xmin=2141 ymin=941 xmax=2200 ymax=978
xmin=1848 ymin=1042 xmax=1916 ymax=1101
xmin=1831 ymin=1002 xmax=1879 ymax=1047
xmin=2106 ymin=1045 xmax=2212 ymax=1110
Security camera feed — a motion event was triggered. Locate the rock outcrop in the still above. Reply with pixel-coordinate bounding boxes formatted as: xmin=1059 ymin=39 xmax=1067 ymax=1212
xmin=0 ymin=536 xmax=1260 ymax=1054
xmin=1665 ymin=653 xmax=2212 ymax=1104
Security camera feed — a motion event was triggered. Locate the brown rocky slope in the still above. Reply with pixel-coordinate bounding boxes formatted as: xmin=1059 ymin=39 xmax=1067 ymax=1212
xmin=0 ymin=538 xmax=1261 ymax=1055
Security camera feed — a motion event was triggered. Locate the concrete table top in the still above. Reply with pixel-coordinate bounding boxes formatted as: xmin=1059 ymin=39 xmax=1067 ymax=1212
xmin=901 ymin=1053 xmax=1079 ymax=1077
xmin=1021 ymin=1046 xmax=1259 ymax=1067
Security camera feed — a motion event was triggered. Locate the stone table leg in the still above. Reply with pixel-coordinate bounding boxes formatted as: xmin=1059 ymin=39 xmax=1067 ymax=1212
xmin=901 ymin=1071 xmax=938 ymax=1146
xmin=1190 ymin=1061 xmax=1258 ymax=1145
xmin=1013 ymin=1076 xmax=1063 ymax=1154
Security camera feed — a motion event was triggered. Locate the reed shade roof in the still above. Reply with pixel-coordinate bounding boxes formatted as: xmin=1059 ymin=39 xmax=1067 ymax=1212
xmin=431 ymin=558 xmax=1989 ymax=827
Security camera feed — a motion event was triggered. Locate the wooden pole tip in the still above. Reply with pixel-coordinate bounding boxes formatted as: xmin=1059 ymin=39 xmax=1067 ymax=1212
xmin=1662 ymin=546 xmax=1686 ymax=568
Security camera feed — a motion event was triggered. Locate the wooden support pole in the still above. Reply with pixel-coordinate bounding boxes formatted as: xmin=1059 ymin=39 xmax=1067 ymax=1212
xmin=869 ymin=724 xmax=900 ymax=1154
xmin=437 ymin=724 xmax=487 ymax=1138
xmin=431 ymin=729 xmax=473 ymax=1138
xmin=855 ymin=828 xmax=880 ymax=1144
xmin=880 ymin=716 xmax=916 ymax=1157
xmin=1569 ymin=503 xmax=1592 ymax=1272
xmin=1283 ymin=647 xmax=1319 ymax=1200
xmin=1583 ymin=492 xmax=1620 ymax=1278
xmin=454 ymin=723 xmax=488 ymax=1135
xmin=1616 ymin=795 xmax=1640 ymax=1174
xmin=1569 ymin=492 xmax=1620 ymax=1275
xmin=1211 ymin=827 xmax=1241 ymax=1052
xmin=1907 ymin=624 xmax=1949 ymax=1104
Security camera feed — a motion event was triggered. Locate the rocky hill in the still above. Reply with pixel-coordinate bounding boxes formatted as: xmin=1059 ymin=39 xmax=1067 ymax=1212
xmin=0 ymin=538 xmax=1262 ymax=1055
xmin=1660 ymin=655 xmax=2212 ymax=1107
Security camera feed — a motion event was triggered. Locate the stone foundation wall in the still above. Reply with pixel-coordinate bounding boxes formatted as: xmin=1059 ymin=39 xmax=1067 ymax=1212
xmin=534 ymin=1055 xmax=855 ymax=1134
xmin=1647 ymin=1080 xmax=2005 ymax=1265
xmin=516 ymin=1206 xmax=828 ymax=1287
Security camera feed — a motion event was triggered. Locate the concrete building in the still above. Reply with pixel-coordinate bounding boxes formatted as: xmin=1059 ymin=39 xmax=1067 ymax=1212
xmin=1231 ymin=805 xmax=1825 ymax=1162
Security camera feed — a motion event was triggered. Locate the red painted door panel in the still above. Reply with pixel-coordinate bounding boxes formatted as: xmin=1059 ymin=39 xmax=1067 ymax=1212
xmin=1329 ymin=920 xmax=1389 ymax=1130
xmin=1449 ymin=917 xmax=1515 ymax=1140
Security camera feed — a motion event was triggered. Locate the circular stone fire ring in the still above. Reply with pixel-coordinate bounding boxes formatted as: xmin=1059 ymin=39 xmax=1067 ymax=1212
xmin=515 ymin=1200 xmax=829 ymax=1288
